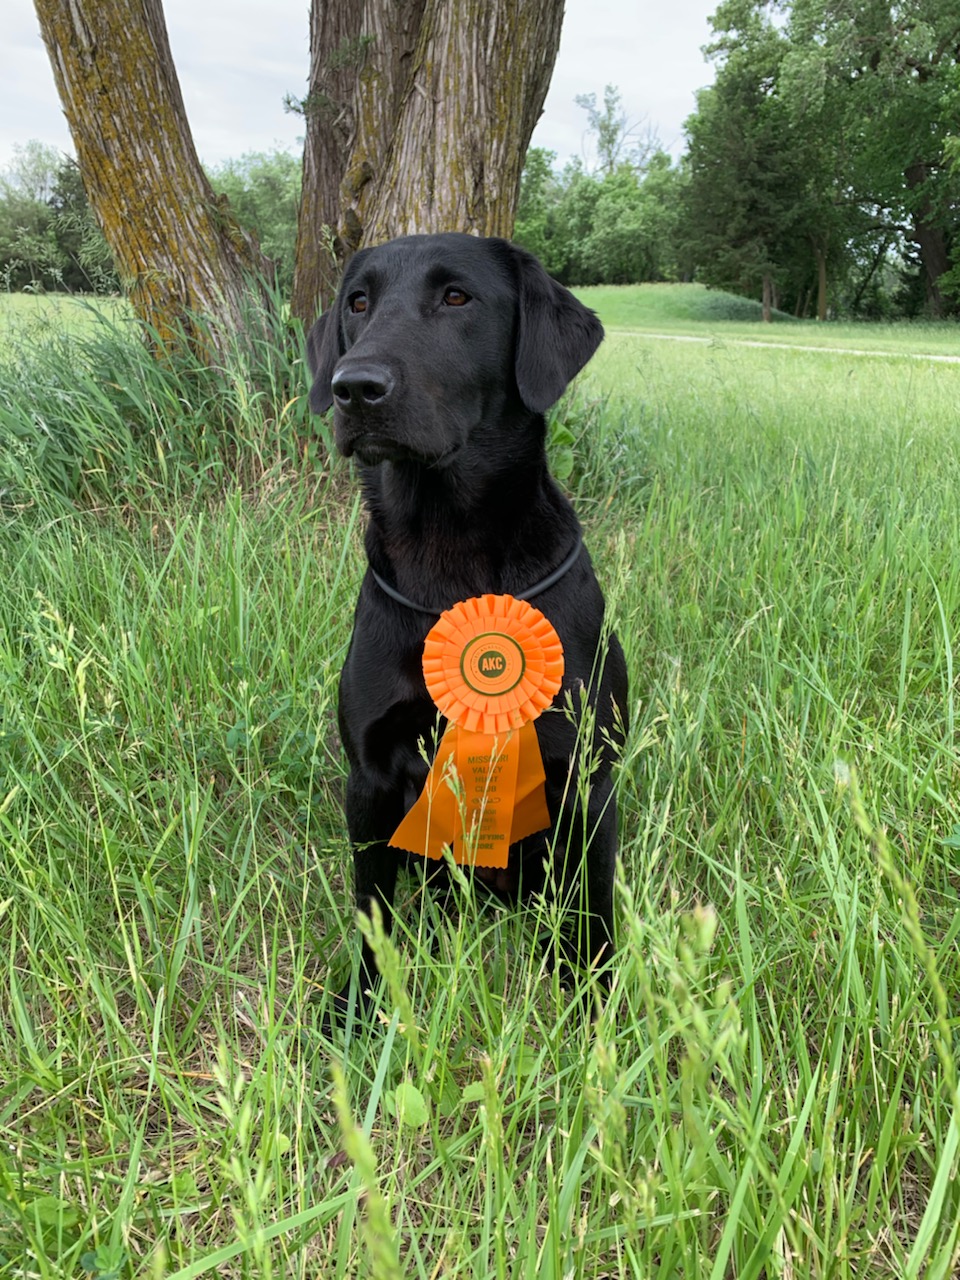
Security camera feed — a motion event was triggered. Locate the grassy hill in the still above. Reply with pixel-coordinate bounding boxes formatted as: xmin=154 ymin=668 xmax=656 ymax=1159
xmin=573 ymin=280 xmax=960 ymax=356
xmin=573 ymin=281 xmax=798 ymax=328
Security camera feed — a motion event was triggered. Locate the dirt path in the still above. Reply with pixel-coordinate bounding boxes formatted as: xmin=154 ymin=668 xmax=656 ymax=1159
xmin=613 ymin=330 xmax=960 ymax=364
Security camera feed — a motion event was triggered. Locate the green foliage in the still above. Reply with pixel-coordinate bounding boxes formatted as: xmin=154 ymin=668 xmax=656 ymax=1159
xmin=541 ymin=158 xmax=603 ymax=281
xmin=0 ymin=140 xmax=303 ymax=298
xmin=515 ymin=89 xmax=683 ymax=287
xmin=514 ymin=151 xmax=685 ymax=287
xmin=0 ymin=143 xmax=117 ymax=293
xmin=46 ymin=157 xmax=118 ymax=293
xmin=207 ymin=148 xmax=302 ymax=291
xmin=681 ymin=8 xmax=822 ymax=310
xmin=581 ymin=155 xmax=684 ymax=284
xmin=513 ymin=147 xmax=560 ymax=269
xmin=0 ymin=188 xmax=59 ymax=291
xmin=680 ymin=0 xmax=960 ymax=319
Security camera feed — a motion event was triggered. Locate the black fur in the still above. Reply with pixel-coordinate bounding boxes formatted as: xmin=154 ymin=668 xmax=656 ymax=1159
xmin=307 ymin=233 xmax=628 ymax=1022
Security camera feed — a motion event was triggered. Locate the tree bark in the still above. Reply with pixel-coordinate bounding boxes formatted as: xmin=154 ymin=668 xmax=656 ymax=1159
xmin=904 ymin=161 xmax=952 ymax=318
xmin=34 ymin=0 xmax=273 ymax=357
xmin=292 ymin=0 xmax=427 ymax=320
xmin=815 ymin=242 xmax=827 ymax=321
xmin=291 ymin=0 xmax=564 ymax=323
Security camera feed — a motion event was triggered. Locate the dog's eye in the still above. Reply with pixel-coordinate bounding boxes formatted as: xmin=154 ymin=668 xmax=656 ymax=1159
xmin=443 ymin=287 xmax=470 ymax=307
xmin=348 ymin=292 xmax=368 ymax=314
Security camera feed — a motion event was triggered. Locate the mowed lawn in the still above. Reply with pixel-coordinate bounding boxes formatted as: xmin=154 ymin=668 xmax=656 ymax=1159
xmin=0 ymin=291 xmax=129 ymax=340
xmin=1 ymin=292 xmax=959 ymax=1278
xmin=576 ymin=280 xmax=960 ymax=356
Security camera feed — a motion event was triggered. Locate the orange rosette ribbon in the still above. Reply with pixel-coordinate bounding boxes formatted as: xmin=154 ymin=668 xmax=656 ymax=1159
xmin=389 ymin=594 xmax=564 ymax=868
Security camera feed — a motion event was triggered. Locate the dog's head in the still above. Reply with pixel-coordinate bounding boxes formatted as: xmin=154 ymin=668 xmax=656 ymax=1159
xmin=305 ymin=233 xmax=603 ymax=467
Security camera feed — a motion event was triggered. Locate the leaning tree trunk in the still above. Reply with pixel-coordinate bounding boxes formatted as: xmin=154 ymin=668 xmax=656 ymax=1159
xmin=291 ymin=0 xmax=564 ymax=323
xmin=34 ymin=0 xmax=273 ymax=358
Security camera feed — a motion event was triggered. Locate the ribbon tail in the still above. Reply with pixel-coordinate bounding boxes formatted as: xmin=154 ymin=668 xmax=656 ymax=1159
xmin=388 ymin=721 xmax=551 ymax=868
xmin=389 ymin=727 xmax=460 ymax=859
xmin=450 ymin=727 xmax=514 ymax=869
xmin=508 ymin=721 xmax=551 ymax=844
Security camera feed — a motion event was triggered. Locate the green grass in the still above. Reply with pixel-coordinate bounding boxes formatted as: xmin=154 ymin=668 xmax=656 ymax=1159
xmin=2 ymin=303 xmax=960 ymax=1278
xmin=0 ymin=292 xmax=127 ymax=342
xmin=575 ymin=281 xmax=960 ymax=355
xmin=0 ymin=291 xmax=324 ymax=510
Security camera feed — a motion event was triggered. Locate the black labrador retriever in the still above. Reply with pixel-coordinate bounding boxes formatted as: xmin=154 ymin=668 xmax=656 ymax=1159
xmin=306 ymin=232 xmax=628 ymax=1020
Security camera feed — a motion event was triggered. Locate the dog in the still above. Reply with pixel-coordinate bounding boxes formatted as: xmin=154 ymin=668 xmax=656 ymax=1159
xmin=306 ymin=233 xmax=628 ymax=1021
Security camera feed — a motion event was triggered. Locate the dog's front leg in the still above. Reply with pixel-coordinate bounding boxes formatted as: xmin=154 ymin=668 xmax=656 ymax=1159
xmin=332 ymin=770 xmax=405 ymax=1024
xmin=547 ymin=772 xmax=618 ymax=1005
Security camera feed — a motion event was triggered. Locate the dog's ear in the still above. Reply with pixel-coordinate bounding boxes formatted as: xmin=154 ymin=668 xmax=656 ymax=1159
xmin=305 ymin=308 xmax=342 ymax=415
xmin=512 ymin=245 xmax=604 ymax=413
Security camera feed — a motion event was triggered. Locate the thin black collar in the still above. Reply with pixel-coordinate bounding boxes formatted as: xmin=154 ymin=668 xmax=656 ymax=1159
xmin=369 ymin=534 xmax=583 ymax=617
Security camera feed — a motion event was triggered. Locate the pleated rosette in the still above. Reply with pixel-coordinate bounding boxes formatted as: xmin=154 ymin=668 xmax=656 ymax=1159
xmin=390 ymin=595 xmax=564 ymax=867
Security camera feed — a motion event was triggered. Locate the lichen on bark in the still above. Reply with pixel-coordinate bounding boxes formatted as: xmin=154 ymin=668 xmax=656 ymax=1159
xmin=34 ymin=0 xmax=274 ymax=360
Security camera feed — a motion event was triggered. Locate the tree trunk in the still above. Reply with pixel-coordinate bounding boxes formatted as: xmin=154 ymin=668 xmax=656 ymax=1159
xmin=34 ymin=0 xmax=273 ymax=357
xmin=292 ymin=0 xmax=427 ymax=320
xmin=904 ymin=161 xmax=952 ymax=319
xmin=762 ymin=273 xmax=773 ymax=323
xmin=850 ymin=236 xmax=890 ymax=314
xmin=292 ymin=0 xmax=564 ymax=323
xmin=815 ymin=242 xmax=828 ymax=321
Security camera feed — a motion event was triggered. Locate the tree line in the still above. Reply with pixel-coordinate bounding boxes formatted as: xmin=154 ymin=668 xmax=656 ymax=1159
xmin=0 ymin=142 xmax=300 ymax=296
xmin=0 ymin=142 xmax=116 ymax=293
xmin=8 ymin=0 xmax=959 ymax=324
xmin=680 ymin=0 xmax=960 ymax=320
xmin=513 ymin=0 xmax=960 ymax=322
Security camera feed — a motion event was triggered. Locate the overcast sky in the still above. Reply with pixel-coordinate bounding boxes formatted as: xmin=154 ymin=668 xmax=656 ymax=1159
xmin=2 ymin=0 xmax=718 ymax=174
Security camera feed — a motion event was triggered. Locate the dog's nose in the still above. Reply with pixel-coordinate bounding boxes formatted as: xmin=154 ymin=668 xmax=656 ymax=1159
xmin=331 ymin=363 xmax=395 ymax=410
